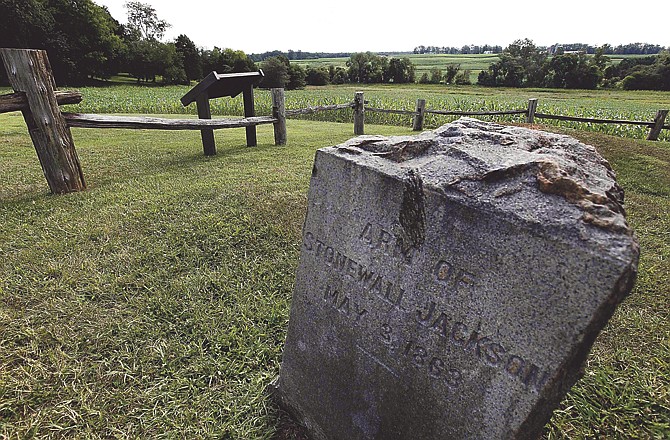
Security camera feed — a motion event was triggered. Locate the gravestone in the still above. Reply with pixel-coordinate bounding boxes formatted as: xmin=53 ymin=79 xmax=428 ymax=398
xmin=272 ymin=118 xmax=639 ymax=440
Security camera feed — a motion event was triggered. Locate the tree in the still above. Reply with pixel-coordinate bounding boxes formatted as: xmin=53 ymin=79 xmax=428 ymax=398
xmin=544 ymin=53 xmax=600 ymax=89
xmin=444 ymin=64 xmax=460 ymax=84
xmin=201 ymin=47 xmax=255 ymax=74
xmin=386 ymin=57 xmax=415 ymax=83
xmin=0 ymin=0 xmax=125 ymax=83
xmin=454 ymin=70 xmax=472 ymax=85
xmin=0 ymin=0 xmax=54 ymax=49
xmin=329 ymin=66 xmax=349 ymax=84
xmin=124 ymin=1 xmax=170 ymax=41
xmin=126 ymin=39 xmax=176 ymax=82
xmin=259 ymin=56 xmax=290 ymax=88
xmin=287 ymin=63 xmax=306 ymax=89
xmin=219 ymin=48 xmax=255 ymax=73
xmin=505 ymin=38 xmax=547 ymax=86
xmin=175 ymin=34 xmax=202 ymax=81
xmin=429 ymin=68 xmax=442 ymax=84
xmin=306 ymin=66 xmax=330 ymax=85
xmin=347 ymin=52 xmax=387 ymax=83
xmin=591 ymin=45 xmax=609 ymax=71
xmin=121 ymin=2 xmax=186 ymax=84
xmin=160 ymin=43 xmax=187 ymax=84
xmin=478 ymin=39 xmax=546 ymax=87
xmin=621 ymin=51 xmax=670 ymax=90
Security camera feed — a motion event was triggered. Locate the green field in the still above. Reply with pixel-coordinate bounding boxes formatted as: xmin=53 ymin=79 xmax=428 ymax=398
xmin=292 ymin=53 xmax=501 ymax=80
xmin=13 ymin=82 xmax=666 ymax=141
xmin=290 ymin=53 xmax=653 ymax=84
xmin=1 ymin=108 xmax=668 ymax=438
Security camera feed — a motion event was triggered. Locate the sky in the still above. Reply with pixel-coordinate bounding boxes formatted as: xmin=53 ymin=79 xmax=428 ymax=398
xmin=94 ymin=0 xmax=669 ymax=54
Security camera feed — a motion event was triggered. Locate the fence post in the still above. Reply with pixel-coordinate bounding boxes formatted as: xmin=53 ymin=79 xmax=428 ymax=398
xmin=272 ymin=88 xmax=287 ymax=145
xmin=353 ymin=91 xmax=365 ymax=135
xmin=0 ymin=48 xmax=86 ymax=194
xmin=647 ymin=109 xmax=668 ymax=141
xmin=526 ymin=98 xmax=538 ymax=124
xmin=196 ymin=94 xmax=216 ymax=155
xmin=412 ymin=98 xmax=426 ymax=131
xmin=243 ymin=86 xmax=257 ymax=147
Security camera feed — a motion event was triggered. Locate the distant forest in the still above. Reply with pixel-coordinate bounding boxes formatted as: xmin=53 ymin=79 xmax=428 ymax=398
xmin=248 ymin=50 xmax=352 ymax=62
xmin=413 ymin=42 xmax=666 ymax=55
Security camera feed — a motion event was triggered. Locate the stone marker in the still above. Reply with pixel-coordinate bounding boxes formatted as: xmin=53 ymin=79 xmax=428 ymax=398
xmin=272 ymin=118 xmax=639 ymax=440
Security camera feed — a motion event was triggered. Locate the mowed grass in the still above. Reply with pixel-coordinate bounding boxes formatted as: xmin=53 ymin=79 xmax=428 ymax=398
xmin=540 ymin=128 xmax=670 ymax=439
xmin=0 ymin=114 xmax=410 ymax=438
xmin=1 ymin=111 xmax=669 ymax=438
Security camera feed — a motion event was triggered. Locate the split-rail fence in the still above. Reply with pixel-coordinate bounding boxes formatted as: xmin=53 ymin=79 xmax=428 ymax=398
xmin=1 ymin=48 xmax=667 ymax=194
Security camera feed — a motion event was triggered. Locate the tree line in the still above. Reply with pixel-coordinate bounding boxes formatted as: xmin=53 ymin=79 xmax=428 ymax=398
xmin=1 ymin=1 xmax=668 ymax=91
xmin=0 ymin=0 xmax=256 ymax=85
xmin=258 ymin=53 xmax=417 ymax=89
xmin=414 ymin=45 xmax=503 ymax=55
xmin=478 ymin=39 xmax=670 ymax=90
xmin=548 ymin=42 xmax=665 ymax=55
xmin=249 ymin=50 xmax=351 ymax=62
xmin=413 ymin=42 xmax=666 ymax=56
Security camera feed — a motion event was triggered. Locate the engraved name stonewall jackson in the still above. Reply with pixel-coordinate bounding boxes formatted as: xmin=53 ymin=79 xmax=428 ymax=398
xmin=272 ymin=118 xmax=639 ymax=440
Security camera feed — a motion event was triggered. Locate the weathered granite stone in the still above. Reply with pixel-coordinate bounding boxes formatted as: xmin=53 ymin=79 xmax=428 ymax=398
xmin=273 ymin=118 xmax=639 ymax=440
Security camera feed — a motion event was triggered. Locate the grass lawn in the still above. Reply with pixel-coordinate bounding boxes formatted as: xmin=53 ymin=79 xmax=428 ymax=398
xmin=0 ymin=113 xmax=668 ymax=438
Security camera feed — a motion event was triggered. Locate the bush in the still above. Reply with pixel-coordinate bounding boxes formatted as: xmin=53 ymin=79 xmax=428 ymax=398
xmin=621 ymin=52 xmax=670 ymax=90
xmin=259 ymin=56 xmax=289 ymax=88
xmin=429 ymin=68 xmax=442 ymax=84
xmin=287 ymin=64 xmax=306 ymax=90
xmin=444 ymin=64 xmax=460 ymax=84
xmin=161 ymin=65 xmax=188 ymax=85
xmin=306 ymin=66 xmax=330 ymax=86
xmin=330 ymin=66 xmax=349 ymax=84
xmin=454 ymin=70 xmax=472 ymax=85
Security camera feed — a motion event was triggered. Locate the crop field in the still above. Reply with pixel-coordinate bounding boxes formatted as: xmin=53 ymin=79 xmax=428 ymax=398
xmin=290 ymin=53 xmax=652 ymax=84
xmin=13 ymin=82 xmax=666 ymax=142
xmin=292 ymin=53 xmax=501 ymax=81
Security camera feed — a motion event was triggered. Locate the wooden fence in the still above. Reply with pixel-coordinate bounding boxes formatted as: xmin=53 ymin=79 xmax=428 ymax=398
xmin=0 ymin=48 xmax=288 ymax=194
xmin=2 ymin=47 xmax=668 ymax=194
xmin=308 ymin=93 xmax=669 ymax=141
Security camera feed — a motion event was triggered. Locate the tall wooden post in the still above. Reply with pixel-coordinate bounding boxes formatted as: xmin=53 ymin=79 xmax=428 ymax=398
xmin=526 ymin=98 xmax=539 ymax=124
xmin=0 ymin=48 xmax=85 ymax=193
xmin=196 ymin=93 xmax=216 ymax=155
xmin=412 ymin=98 xmax=426 ymax=131
xmin=647 ymin=109 xmax=668 ymax=141
xmin=353 ymin=91 xmax=365 ymax=135
xmin=243 ymin=86 xmax=257 ymax=146
xmin=272 ymin=88 xmax=287 ymax=145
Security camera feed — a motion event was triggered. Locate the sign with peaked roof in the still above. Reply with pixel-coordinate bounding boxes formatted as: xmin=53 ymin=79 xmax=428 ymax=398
xmin=181 ymin=70 xmax=264 ymax=105
xmin=181 ymin=70 xmax=265 ymax=154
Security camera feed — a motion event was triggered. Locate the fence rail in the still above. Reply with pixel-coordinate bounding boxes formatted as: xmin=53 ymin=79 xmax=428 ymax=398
xmin=286 ymin=102 xmax=354 ymax=116
xmin=426 ymin=109 xmax=527 ymax=117
xmin=533 ymin=112 xmax=662 ymax=128
xmin=0 ymin=48 xmax=292 ymax=194
xmin=310 ymin=92 xmax=669 ymax=141
xmin=364 ymin=107 xmax=416 ymax=116
xmin=283 ymin=92 xmax=668 ymax=141
xmin=63 ymin=113 xmax=277 ymax=130
xmin=0 ymin=90 xmax=82 ymax=113
xmin=1 ymin=47 xmax=668 ymax=194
